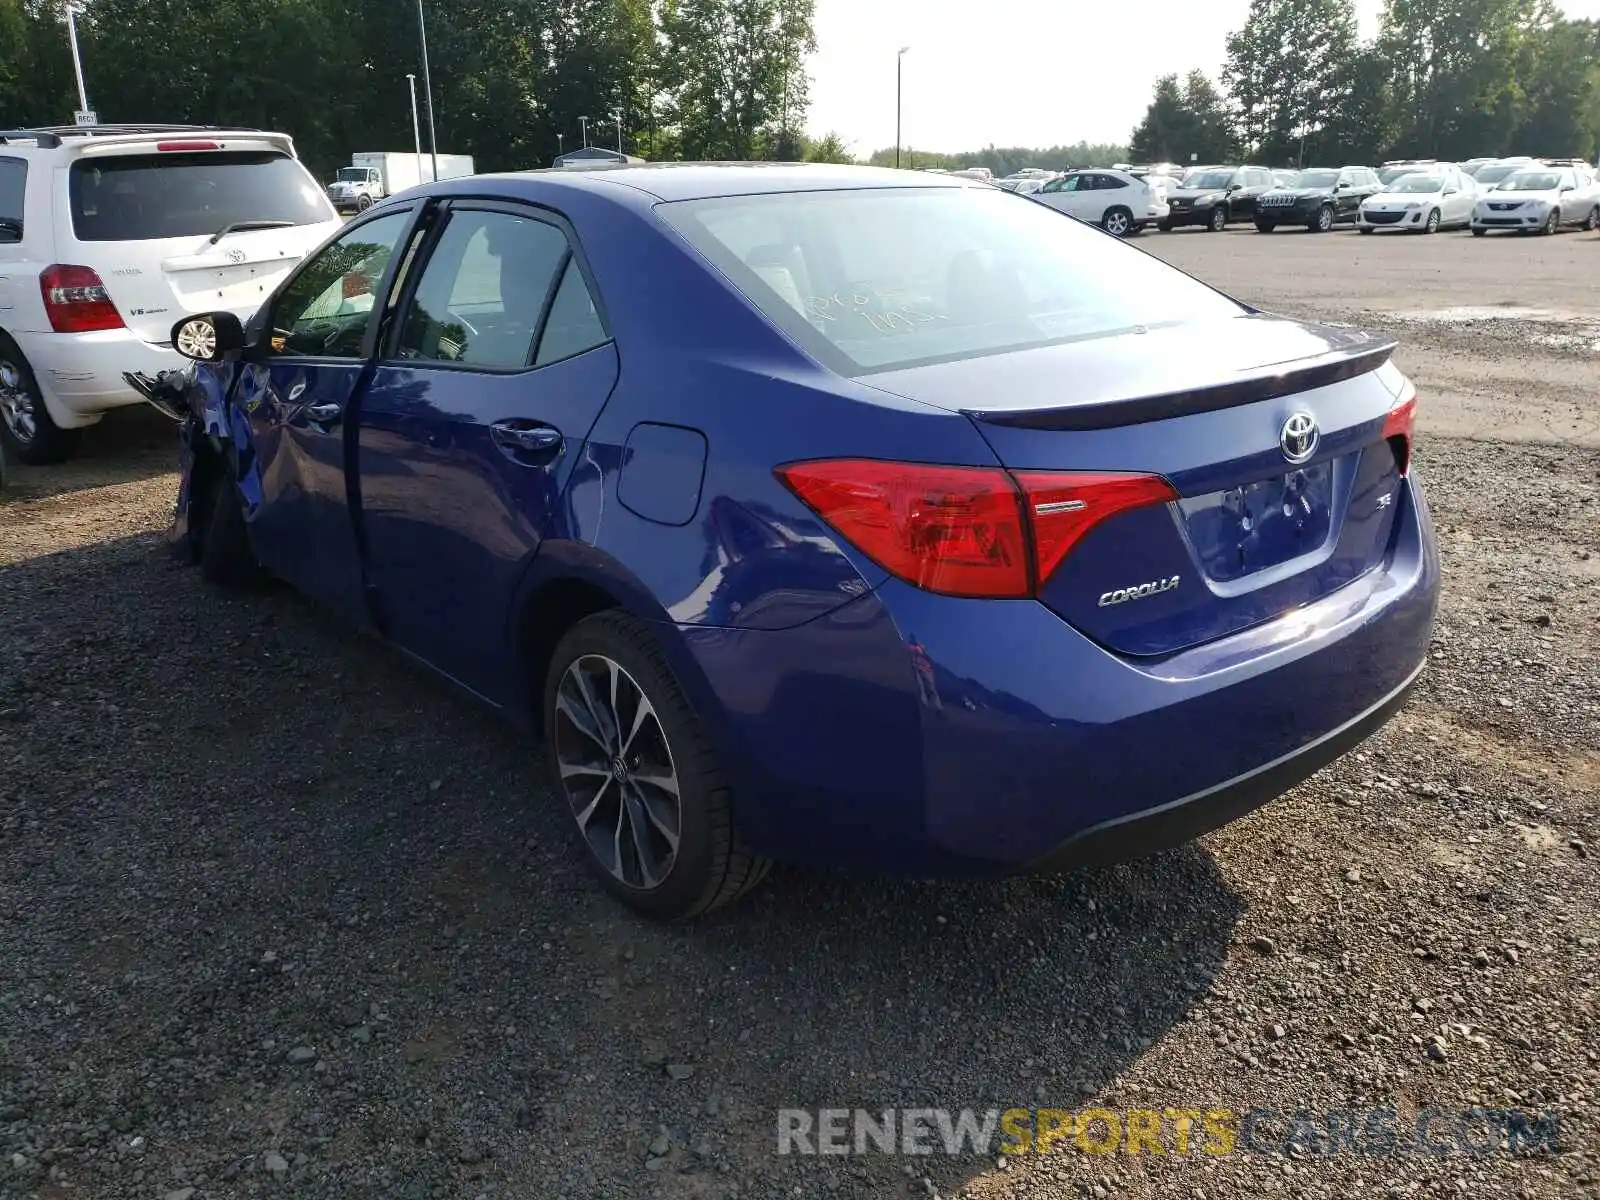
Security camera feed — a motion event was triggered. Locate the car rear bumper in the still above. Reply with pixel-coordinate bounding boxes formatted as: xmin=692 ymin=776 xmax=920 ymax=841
xmin=22 ymin=330 xmax=180 ymax=427
xmin=674 ymin=472 xmax=1439 ymax=875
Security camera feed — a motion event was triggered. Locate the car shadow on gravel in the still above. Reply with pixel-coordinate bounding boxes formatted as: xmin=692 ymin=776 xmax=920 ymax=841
xmin=0 ymin=405 xmax=177 ymax=502
xmin=0 ymin=535 xmax=1246 ymax=1199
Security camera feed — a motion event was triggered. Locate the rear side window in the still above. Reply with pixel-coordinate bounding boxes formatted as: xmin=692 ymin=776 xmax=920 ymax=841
xmin=68 ymin=151 xmax=330 ymax=242
xmin=535 ymin=260 xmax=608 ymax=366
xmin=0 ymin=158 xmax=24 ymax=242
xmin=661 ymin=185 xmax=1243 ymax=376
xmin=398 ymin=209 xmax=568 ymax=369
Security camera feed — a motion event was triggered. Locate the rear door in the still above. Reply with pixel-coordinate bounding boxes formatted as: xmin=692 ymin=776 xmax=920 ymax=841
xmin=232 ymin=207 xmax=420 ymax=620
xmin=354 ymin=200 xmax=618 ymax=698
xmin=60 ymin=141 xmax=340 ymax=340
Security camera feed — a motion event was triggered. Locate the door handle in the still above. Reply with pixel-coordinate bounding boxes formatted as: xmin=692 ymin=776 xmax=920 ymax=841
xmin=491 ymin=421 xmax=564 ymax=460
xmin=305 ymin=402 xmax=343 ymax=423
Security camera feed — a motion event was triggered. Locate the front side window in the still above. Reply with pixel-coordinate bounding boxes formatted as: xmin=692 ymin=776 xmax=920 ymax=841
xmin=267 ymin=210 xmax=412 ymax=359
xmin=0 ymin=158 xmax=25 ymax=242
xmin=68 ymin=151 xmax=332 ymax=242
xmin=398 ymin=209 xmax=569 ymax=369
xmin=661 ymin=184 xmax=1243 ymax=376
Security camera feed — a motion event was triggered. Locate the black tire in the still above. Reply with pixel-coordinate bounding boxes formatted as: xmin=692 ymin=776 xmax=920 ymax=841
xmin=1207 ymin=206 xmax=1228 ymax=232
xmin=1100 ymin=207 xmax=1134 ymax=237
xmin=355 ymin=194 xmax=373 ymax=212
xmin=1471 ymin=227 xmax=1487 ymax=237
xmin=0 ymin=334 xmax=81 ymax=465
xmin=196 ymin=459 xmax=265 ymax=588
xmin=1255 ymin=221 xmax=1275 ymax=233
xmin=543 ymin=610 xmax=771 ymax=919
xmin=1156 ymin=220 xmax=1172 ymax=233
xmin=1540 ymin=208 xmax=1559 ymax=236
xmin=1358 ymin=226 xmax=1373 ymax=234
xmin=1311 ymin=204 xmax=1335 ymax=233
xmin=1423 ymin=209 xmax=1441 ymax=234
xmin=1586 ymin=207 xmax=1600 ymax=232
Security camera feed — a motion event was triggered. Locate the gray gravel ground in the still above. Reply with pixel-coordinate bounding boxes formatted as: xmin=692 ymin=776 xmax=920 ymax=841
xmin=1 ymin=227 xmax=1596 ymax=1200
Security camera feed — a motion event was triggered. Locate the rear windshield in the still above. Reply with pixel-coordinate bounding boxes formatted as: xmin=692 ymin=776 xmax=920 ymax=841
xmin=69 ymin=151 xmax=331 ymax=242
xmin=659 ymin=185 xmax=1243 ymax=376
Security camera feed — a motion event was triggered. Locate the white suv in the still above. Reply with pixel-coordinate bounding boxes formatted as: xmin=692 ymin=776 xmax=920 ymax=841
xmin=0 ymin=124 xmax=341 ymax=463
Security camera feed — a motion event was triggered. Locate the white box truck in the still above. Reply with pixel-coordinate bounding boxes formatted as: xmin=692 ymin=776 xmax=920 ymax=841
xmin=326 ymin=152 xmax=475 ymax=213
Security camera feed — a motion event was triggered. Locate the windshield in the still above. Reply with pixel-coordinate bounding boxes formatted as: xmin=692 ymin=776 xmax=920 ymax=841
xmin=660 ymin=185 xmax=1243 ymax=376
xmin=1500 ymin=171 xmax=1563 ymax=191
xmin=1388 ymin=174 xmax=1445 ymax=194
xmin=336 ymin=168 xmax=369 ymax=182
xmin=1378 ymin=164 xmax=1429 ymax=184
xmin=1295 ymin=170 xmax=1340 ymax=188
xmin=1475 ymin=163 xmax=1519 ymax=185
xmin=69 ymin=151 xmax=332 ymax=242
xmin=1183 ymin=170 xmax=1236 ymax=190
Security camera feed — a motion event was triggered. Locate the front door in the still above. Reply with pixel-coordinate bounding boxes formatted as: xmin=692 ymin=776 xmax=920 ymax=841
xmin=354 ymin=202 xmax=619 ymax=701
xmin=238 ymin=207 xmax=417 ymax=619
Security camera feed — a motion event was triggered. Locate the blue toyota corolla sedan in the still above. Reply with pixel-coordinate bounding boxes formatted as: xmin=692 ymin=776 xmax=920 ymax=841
xmin=140 ymin=163 xmax=1438 ymax=917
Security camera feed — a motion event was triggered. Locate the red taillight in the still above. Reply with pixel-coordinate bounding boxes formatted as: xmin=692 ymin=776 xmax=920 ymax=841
xmin=39 ymin=265 xmax=124 ymax=334
xmin=776 ymin=459 xmax=1176 ymax=599
xmin=1382 ymin=386 xmax=1418 ymax=475
xmin=156 ymin=140 xmax=221 ymax=152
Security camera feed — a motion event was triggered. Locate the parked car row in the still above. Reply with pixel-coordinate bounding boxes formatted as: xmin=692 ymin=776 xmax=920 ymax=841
xmin=1005 ymin=156 xmax=1600 ymax=240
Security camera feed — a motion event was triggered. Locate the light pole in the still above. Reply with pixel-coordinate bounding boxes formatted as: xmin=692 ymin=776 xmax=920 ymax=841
xmin=895 ymin=46 xmax=910 ymax=169
xmin=556 ymin=132 xmax=564 ymax=162
xmin=406 ymin=74 xmax=424 ymax=181
xmin=579 ymin=115 xmax=589 ymax=148
xmin=614 ymin=110 xmax=623 ymax=154
xmin=65 ymin=2 xmax=91 ymax=118
xmin=414 ymin=0 xmax=440 ymax=181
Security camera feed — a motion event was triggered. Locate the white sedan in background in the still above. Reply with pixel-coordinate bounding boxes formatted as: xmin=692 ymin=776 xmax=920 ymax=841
xmin=1357 ymin=168 xmax=1476 ymax=233
xmin=1471 ymin=166 xmax=1600 ymax=235
xmin=1031 ymin=169 xmax=1168 ymax=236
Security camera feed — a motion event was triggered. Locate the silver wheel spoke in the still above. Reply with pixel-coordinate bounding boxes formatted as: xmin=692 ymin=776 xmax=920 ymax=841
xmin=620 ymin=693 xmax=656 ymax=757
xmin=560 ymin=761 xmax=611 ymax=780
xmin=632 ymin=769 xmax=680 ymax=798
xmin=572 ymin=663 xmax=616 ymax=751
xmin=555 ymin=690 xmax=609 ymax=753
xmin=629 ymin=785 xmax=680 ymax=851
xmin=573 ymin=775 xmax=613 ymax=831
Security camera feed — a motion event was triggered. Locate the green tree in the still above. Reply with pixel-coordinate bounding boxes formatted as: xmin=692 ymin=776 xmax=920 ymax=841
xmin=1128 ymin=71 xmax=1237 ymax=164
xmin=1223 ymin=0 xmax=1359 ymax=164
xmin=803 ymin=131 xmax=854 ymax=163
xmin=1513 ymin=15 xmax=1600 ymax=158
xmin=1315 ymin=45 xmax=1394 ymax=164
xmin=1376 ymin=0 xmax=1541 ymax=158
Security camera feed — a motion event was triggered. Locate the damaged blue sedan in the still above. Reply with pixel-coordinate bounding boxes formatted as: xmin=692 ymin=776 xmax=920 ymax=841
xmin=129 ymin=164 xmax=1438 ymax=918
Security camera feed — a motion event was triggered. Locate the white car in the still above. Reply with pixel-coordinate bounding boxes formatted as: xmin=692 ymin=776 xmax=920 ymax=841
xmin=1357 ymin=168 xmax=1476 ymax=233
xmin=1471 ymin=165 xmax=1600 ymax=235
xmin=1031 ymin=169 xmax=1169 ymax=237
xmin=0 ymin=124 xmax=341 ymax=463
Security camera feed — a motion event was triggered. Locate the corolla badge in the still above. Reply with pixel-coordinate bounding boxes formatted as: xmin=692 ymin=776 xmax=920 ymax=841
xmin=1098 ymin=575 xmax=1180 ymax=608
xmin=1280 ymin=411 xmax=1319 ymax=464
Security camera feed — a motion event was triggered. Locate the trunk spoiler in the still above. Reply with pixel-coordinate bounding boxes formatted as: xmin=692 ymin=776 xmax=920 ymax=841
xmin=965 ymin=337 xmax=1399 ymax=432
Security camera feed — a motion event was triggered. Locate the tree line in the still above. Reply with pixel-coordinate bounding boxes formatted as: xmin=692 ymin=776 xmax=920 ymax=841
xmin=0 ymin=0 xmax=822 ymax=179
xmin=1131 ymin=0 xmax=1600 ymax=168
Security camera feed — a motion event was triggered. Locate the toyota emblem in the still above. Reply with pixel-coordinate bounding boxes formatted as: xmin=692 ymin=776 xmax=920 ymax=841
xmin=225 ymin=248 xmax=247 ymax=265
xmin=1279 ymin=411 xmax=1319 ymax=464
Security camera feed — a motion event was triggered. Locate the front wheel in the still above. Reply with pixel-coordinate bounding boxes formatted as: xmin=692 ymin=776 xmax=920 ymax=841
xmin=1358 ymin=226 xmax=1373 ymax=234
xmin=355 ymin=194 xmax=373 ymax=212
xmin=1540 ymin=209 xmax=1559 ymax=236
xmin=1471 ymin=227 xmax=1487 ymax=237
xmin=544 ymin=611 xmax=771 ymax=918
xmin=1311 ymin=205 xmax=1335 ymax=233
xmin=1156 ymin=220 xmax=1172 ymax=233
xmin=1423 ymin=209 xmax=1441 ymax=234
xmin=1207 ymin=206 xmax=1228 ymax=232
xmin=1586 ymin=207 xmax=1600 ymax=232
xmin=1100 ymin=207 xmax=1133 ymax=237
xmin=0 ymin=335 xmax=80 ymax=465
xmin=1255 ymin=221 xmax=1276 ymax=233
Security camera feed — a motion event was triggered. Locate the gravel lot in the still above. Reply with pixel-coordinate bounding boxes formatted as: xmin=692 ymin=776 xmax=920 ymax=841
xmin=2 ymin=227 xmax=1596 ymax=1200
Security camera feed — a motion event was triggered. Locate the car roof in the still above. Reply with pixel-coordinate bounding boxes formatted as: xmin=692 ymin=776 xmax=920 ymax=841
xmin=413 ymin=161 xmax=971 ymax=205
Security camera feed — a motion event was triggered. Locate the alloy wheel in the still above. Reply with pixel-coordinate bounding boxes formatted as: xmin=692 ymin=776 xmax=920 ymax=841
xmin=553 ymin=653 xmax=682 ymax=891
xmin=1317 ymin=206 xmax=1334 ymax=232
xmin=0 ymin=358 xmax=38 ymax=445
xmin=1103 ymin=210 xmax=1131 ymax=237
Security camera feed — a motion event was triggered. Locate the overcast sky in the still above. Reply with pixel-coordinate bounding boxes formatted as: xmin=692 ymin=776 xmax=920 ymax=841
xmin=806 ymin=0 xmax=1600 ymax=155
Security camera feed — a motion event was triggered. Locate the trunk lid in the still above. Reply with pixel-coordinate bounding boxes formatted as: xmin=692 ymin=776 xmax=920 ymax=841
xmin=864 ymin=314 xmax=1410 ymax=657
xmin=59 ymin=143 xmax=341 ymax=342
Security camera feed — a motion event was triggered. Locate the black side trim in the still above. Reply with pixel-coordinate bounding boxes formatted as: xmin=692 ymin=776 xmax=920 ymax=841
xmin=968 ymin=339 xmax=1398 ymax=432
xmin=1019 ymin=662 xmax=1422 ymax=875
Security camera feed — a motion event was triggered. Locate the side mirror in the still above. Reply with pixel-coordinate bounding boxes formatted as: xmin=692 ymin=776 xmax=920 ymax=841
xmin=1334 ymin=182 xmax=1349 ymax=191
xmin=170 ymin=311 xmax=247 ymax=363
xmin=1560 ymin=185 xmax=1575 ymax=194
xmin=1443 ymin=187 xmax=1458 ymax=196
xmin=1226 ymin=182 xmax=1241 ymax=193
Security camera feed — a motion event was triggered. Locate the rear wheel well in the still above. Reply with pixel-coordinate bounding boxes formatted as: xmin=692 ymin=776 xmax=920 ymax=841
xmin=520 ymin=578 xmax=623 ymax=724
